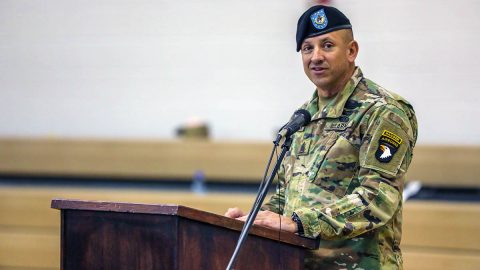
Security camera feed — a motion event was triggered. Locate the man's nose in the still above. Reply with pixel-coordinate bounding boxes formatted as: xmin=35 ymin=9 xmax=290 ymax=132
xmin=311 ymin=47 xmax=325 ymax=63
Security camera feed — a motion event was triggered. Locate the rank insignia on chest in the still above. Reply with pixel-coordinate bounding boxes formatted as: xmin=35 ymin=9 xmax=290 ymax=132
xmin=298 ymin=140 xmax=311 ymax=156
xmin=375 ymin=130 xmax=403 ymax=163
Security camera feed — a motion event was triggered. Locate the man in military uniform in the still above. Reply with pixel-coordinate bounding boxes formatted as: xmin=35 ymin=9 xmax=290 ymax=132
xmin=225 ymin=5 xmax=417 ymax=269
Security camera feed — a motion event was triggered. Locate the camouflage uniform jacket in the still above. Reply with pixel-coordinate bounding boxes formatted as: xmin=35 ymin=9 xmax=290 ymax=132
xmin=263 ymin=68 xmax=418 ymax=270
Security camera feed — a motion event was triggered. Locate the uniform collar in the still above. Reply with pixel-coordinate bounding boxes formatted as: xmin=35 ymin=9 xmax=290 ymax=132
xmin=305 ymin=67 xmax=364 ymax=121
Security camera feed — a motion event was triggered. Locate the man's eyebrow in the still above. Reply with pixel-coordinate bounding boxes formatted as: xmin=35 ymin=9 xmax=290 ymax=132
xmin=319 ymin=37 xmax=334 ymax=43
xmin=301 ymin=41 xmax=313 ymax=48
xmin=304 ymin=36 xmax=335 ymax=44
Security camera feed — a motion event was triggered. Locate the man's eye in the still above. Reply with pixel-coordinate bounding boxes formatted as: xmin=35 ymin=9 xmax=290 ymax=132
xmin=302 ymin=46 xmax=313 ymax=52
xmin=323 ymin=43 xmax=333 ymax=49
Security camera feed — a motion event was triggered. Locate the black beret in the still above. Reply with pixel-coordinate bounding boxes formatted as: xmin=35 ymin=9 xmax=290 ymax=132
xmin=296 ymin=5 xmax=352 ymax=52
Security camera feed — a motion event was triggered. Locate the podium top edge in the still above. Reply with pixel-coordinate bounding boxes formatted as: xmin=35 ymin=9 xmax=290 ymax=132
xmin=51 ymin=198 xmax=185 ymax=215
xmin=51 ymin=198 xmax=318 ymax=249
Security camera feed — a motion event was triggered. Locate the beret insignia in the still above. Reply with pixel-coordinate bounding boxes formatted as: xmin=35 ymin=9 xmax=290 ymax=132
xmin=310 ymin=9 xmax=328 ymax=30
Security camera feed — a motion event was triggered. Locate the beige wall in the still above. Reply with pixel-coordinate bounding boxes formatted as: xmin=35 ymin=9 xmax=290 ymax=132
xmin=1 ymin=0 xmax=480 ymax=144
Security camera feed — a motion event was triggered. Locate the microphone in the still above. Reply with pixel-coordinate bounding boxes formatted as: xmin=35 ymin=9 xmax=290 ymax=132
xmin=275 ymin=109 xmax=312 ymax=144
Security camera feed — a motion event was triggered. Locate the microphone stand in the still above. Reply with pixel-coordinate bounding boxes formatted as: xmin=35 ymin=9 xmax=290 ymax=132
xmin=226 ymin=135 xmax=293 ymax=270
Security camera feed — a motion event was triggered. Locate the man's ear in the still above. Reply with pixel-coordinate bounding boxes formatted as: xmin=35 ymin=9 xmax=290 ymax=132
xmin=347 ymin=40 xmax=359 ymax=63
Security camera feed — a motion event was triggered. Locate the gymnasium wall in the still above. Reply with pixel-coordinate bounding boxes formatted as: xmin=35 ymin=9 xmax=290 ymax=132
xmin=1 ymin=0 xmax=479 ymax=144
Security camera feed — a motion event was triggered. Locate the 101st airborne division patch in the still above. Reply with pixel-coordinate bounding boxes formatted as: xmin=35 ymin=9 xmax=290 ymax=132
xmin=375 ymin=130 xmax=403 ymax=163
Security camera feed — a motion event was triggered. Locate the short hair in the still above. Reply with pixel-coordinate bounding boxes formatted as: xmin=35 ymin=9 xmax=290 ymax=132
xmin=342 ymin=29 xmax=354 ymax=43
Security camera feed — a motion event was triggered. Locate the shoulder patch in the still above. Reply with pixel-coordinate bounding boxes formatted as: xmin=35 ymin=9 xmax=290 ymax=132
xmin=361 ymin=119 xmax=409 ymax=176
xmin=375 ymin=130 xmax=402 ymax=163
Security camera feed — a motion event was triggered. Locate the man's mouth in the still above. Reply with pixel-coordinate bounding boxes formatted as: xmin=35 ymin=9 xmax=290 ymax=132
xmin=311 ymin=66 xmax=327 ymax=75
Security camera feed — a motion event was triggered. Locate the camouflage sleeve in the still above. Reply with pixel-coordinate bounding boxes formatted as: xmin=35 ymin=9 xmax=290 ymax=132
xmin=294 ymin=103 xmax=417 ymax=239
xmin=261 ymin=161 xmax=287 ymax=214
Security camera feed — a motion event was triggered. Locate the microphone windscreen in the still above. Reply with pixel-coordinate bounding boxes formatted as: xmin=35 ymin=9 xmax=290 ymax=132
xmin=295 ymin=109 xmax=312 ymax=125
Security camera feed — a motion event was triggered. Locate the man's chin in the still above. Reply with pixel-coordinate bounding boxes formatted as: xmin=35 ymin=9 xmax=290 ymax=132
xmin=312 ymin=79 xmax=330 ymax=89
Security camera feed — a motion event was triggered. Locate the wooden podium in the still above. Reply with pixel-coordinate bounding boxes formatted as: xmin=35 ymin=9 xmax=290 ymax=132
xmin=51 ymin=199 xmax=318 ymax=270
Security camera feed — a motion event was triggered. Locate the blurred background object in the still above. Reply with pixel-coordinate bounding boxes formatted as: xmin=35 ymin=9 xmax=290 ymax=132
xmin=176 ymin=117 xmax=210 ymax=139
xmin=403 ymin=180 xmax=422 ymax=202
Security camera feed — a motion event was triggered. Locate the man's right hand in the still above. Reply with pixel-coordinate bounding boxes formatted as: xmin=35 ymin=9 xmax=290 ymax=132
xmin=224 ymin=207 xmax=245 ymax=218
